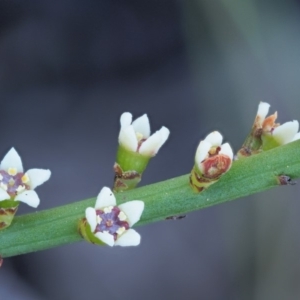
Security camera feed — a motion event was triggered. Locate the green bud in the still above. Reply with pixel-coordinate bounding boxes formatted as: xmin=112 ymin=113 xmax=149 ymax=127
xmin=116 ymin=145 xmax=151 ymax=174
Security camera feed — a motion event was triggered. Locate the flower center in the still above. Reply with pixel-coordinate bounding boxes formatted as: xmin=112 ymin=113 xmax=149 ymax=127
xmin=208 ymin=146 xmax=221 ymax=156
xmin=0 ymin=169 xmax=30 ymax=197
xmin=95 ymin=206 xmax=129 ymax=240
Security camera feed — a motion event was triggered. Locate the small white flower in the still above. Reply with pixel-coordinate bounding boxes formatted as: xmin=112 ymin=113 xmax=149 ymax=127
xmin=195 ymin=131 xmax=233 ymax=178
xmin=85 ymin=187 xmax=144 ymax=247
xmin=0 ymin=148 xmax=51 ymax=208
xmin=118 ymin=112 xmax=170 ymax=156
xmin=271 ymin=121 xmax=299 ymax=145
xmin=257 ymin=102 xmax=300 ymax=145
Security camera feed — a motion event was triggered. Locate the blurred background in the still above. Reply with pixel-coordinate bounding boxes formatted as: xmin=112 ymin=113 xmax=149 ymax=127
xmin=0 ymin=0 xmax=300 ymax=299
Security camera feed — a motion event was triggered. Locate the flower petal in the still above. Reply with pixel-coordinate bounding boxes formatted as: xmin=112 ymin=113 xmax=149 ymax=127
xmin=118 ymin=200 xmax=144 ymax=226
xmin=0 ymin=188 xmax=10 ymax=201
xmin=219 ymin=143 xmax=234 ymax=160
xmin=85 ymin=207 xmax=97 ymax=232
xmin=292 ymin=132 xmax=300 ymax=142
xmin=15 ymin=190 xmax=40 ymax=208
xmin=115 ymin=229 xmax=141 ymax=246
xmin=139 ymin=126 xmax=169 ymax=156
xmin=273 ymin=120 xmax=299 ymax=144
xmin=138 ymin=132 xmax=160 ymax=156
xmin=119 ymin=126 xmax=138 ymax=152
xmin=205 ymin=131 xmax=223 ymax=146
xmin=120 ymin=112 xmax=132 ymax=128
xmin=195 ymin=140 xmax=211 ymax=164
xmin=95 ymin=187 xmax=116 ymax=209
xmin=26 ymin=169 xmax=51 ymax=190
xmin=157 ymin=126 xmax=170 ymax=149
xmin=0 ymin=147 xmax=23 ymax=172
xmin=94 ymin=231 xmax=114 ymax=247
xmin=257 ymin=102 xmax=270 ymax=121
xmin=132 ymin=114 xmax=151 ymax=138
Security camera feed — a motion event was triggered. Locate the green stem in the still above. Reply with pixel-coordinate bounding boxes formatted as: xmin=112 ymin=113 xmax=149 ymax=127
xmin=1 ymin=141 xmax=300 ymax=258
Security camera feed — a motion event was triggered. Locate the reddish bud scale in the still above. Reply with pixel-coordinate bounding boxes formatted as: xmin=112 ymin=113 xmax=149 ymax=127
xmin=190 ymin=154 xmax=232 ymax=193
xmin=113 ymin=163 xmax=142 ymax=192
xmin=200 ymin=154 xmax=232 ymax=179
xmin=0 ymin=205 xmax=18 ymax=229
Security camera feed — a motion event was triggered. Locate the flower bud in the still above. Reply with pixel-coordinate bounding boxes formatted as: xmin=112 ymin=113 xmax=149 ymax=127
xmin=190 ymin=131 xmax=233 ymax=192
xmin=237 ymin=102 xmax=300 ymax=157
xmin=114 ymin=112 xmax=170 ymax=192
xmin=261 ymin=113 xmax=299 ymax=150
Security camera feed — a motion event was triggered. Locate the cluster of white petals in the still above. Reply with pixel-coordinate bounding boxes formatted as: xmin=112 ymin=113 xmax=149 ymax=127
xmin=0 ymin=148 xmax=51 ymax=208
xmin=257 ymin=102 xmax=300 ymax=145
xmin=195 ymin=131 xmax=233 ymax=165
xmin=85 ymin=187 xmax=144 ymax=247
xmin=118 ymin=112 xmax=170 ymax=157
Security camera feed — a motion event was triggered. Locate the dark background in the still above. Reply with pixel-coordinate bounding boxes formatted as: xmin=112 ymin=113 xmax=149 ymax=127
xmin=1 ymin=1 xmax=300 ymax=299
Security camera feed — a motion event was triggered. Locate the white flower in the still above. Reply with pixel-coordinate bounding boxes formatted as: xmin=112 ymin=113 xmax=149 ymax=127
xmin=195 ymin=131 xmax=233 ymax=178
xmin=257 ymin=102 xmax=300 ymax=145
xmin=271 ymin=121 xmax=299 ymax=145
xmin=85 ymin=187 xmax=144 ymax=247
xmin=118 ymin=112 xmax=170 ymax=156
xmin=0 ymin=148 xmax=51 ymax=208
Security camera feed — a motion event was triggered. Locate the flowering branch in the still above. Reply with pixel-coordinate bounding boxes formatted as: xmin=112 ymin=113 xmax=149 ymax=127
xmin=1 ymin=139 xmax=300 ymax=258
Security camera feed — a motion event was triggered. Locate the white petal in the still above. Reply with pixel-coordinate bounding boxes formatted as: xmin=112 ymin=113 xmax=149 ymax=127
xmin=139 ymin=130 xmax=163 ymax=156
xmin=85 ymin=207 xmax=97 ymax=232
xmin=273 ymin=120 xmax=299 ymax=144
xmin=26 ymin=169 xmax=51 ymax=190
xmin=15 ymin=190 xmax=40 ymax=208
xmin=195 ymin=140 xmax=211 ymax=164
xmin=95 ymin=187 xmax=116 ymax=209
xmin=94 ymin=231 xmax=114 ymax=247
xmin=0 ymin=147 xmax=23 ymax=172
xmin=115 ymin=229 xmax=141 ymax=246
xmin=0 ymin=188 xmax=11 ymax=201
xmin=157 ymin=126 xmax=170 ymax=149
xmin=118 ymin=126 xmax=138 ymax=152
xmin=205 ymin=131 xmax=223 ymax=146
xmin=118 ymin=200 xmax=144 ymax=227
xmin=292 ymin=132 xmax=300 ymax=142
xmin=120 ymin=112 xmax=132 ymax=128
xmin=132 ymin=114 xmax=151 ymax=138
xmin=257 ymin=102 xmax=270 ymax=120
xmin=219 ymin=143 xmax=234 ymax=160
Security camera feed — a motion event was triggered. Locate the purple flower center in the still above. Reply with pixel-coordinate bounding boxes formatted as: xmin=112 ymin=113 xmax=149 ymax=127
xmin=95 ymin=206 xmax=129 ymax=240
xmin=0 ymin=170 xmax=29 ymax=197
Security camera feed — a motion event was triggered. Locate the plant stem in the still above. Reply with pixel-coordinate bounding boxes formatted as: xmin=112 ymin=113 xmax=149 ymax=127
xmin=1 ymin=141 xmax=300 ymax=258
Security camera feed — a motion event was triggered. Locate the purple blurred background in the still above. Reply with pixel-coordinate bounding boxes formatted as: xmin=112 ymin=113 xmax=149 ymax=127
xmin=1 ymin=1 xmax=300 ymax=299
